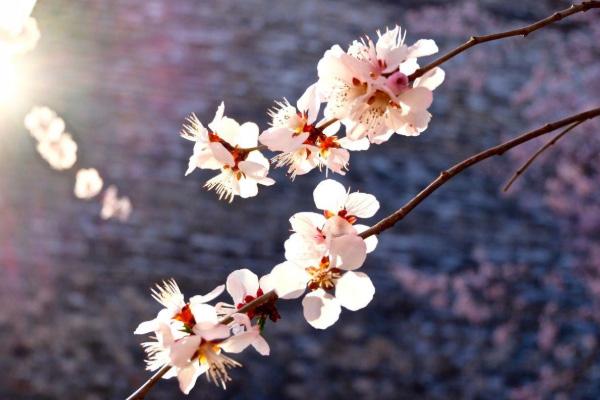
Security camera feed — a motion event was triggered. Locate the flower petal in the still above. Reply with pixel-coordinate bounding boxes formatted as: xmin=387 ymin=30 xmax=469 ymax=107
xmin=414 ymin=67 xmax=445 ymax=91
xmin=189 ymin=284 xmax=225 ymax=304
xmin=313 ymin=179 xmax=347 ymax=212
xmin=226 ymin=269 xmax=259 ymax=305
xmin=302 ymin=289 xmax=342 ymax=329
xmin=335 ymin=271 xmax=375 ymax=311
xmin=330 ymin=234 xmax=367 ymax=271
xmin=261 ymin=262 xmax=309 ymax=300
xmin=354 ymin=224 xmax=378 ymax=253
xmin=235 ymin=122 xmax=260 ymax=148
xmin=345 ymin=192 xmax=379 ymax=218
xmin=289 ymin=212 xmax=326 ymax=236
xmin=209 ymin=142 xmax=235 ymax=166
xmin=177 ymin=362 xmax=203 ymax=395
xmin=297 ymin=83 xmax=321 ymax=123
xmin=407 ymin=39 xmax=438 ymax=58
xmin=399 ymin=87 xmax=433 ymax=112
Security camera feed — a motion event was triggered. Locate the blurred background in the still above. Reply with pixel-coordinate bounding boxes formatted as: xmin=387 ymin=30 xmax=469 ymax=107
xmin=0 ymin=0 xmax=599 ymax=398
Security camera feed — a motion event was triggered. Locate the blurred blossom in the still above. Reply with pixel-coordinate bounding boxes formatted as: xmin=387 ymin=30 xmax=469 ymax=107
xmin=74 ymin=168 xmax=104 ymax=200
xmin=35 ymin=133 xmax=77 ymax=171
xmin=100 ymin=185 xmax=132 ymax=222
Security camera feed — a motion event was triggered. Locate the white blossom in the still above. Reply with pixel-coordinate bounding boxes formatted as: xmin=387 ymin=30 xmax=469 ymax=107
xmin=24 ymin=106 xmax=65 ymax=142
xmin=137 ymin=279 xmax=270 ymax=393
xmin=35 ymin=132 xmax=77 ymax=170
xmin=183 ymin=103 xmax=275 ymax=202
xmin=100 ymin=185 xmax=132 ymax=222
xmin=74 ymin=168 xmax=103 ymax=199
xmin=259 ymin=84 xmax=350 ymax=177
xmin=317 ymin=25 xmax=444 ymax=145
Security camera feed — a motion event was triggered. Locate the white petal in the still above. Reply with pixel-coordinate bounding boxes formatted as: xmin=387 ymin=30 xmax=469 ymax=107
xmin=330 ymin=234 xmax=367 ymax=271
xmin=189 ymin=303 xmax=219 ymax=328
xmin=260 ymin=127 xmax=308 ymax=152
xmin=252 ymin=334 xmax=270 ymax=356
xmin=189 ymin=284 xmax=225 ymax=304
xmin=237 ymin=177 xmax=259 ymax=198
xmin=221 ymin=331 xmax=258 ymax=354
xmin=354 ymin=224 xmax=378 ymax=253
xmin=213 ymin=116 xmax=240 ymax=145
xmin=226 ymin=269 xmax=259 ymax=305
xmin=302 ymin=289 xmax=341 ymax=329
xmin=345 ymin=192 xmax=379 ymax=218
xmin=208 ymin=102 xmax=226 ymax=132
xmin=297 ymin=83 xmax=321 ymax=123
xmin=200 ymin=324 xmax=230 ymax=341
xmin=170 ymin=336 xmax=202 ymax=367
xmin=338 ymin=137 xmax=370 ymax=151
xmin=209 ymin=142 xmax=235 ymax=166
xmin=284 ymin=233 xmax=324 ymax=266
xmin=289 ymin=212 xmax=326 ymax=236
xmin=313 ymin=179 xmax=347 ymax=212
xmin=399 ymin=87 xmax=433 ymax=112
xmin=262 ymin=262 xmax=309 ymax=299
xmin=235 ymin=122 xmax=260 ymax=148
xmin=335 ymin=271 xmax=375 ymax=311
xmin=407 ymin=39 xmax=438 ymax=58
xmin=177 ymin=362 xmax=202 ymax=395
xmin=134 ymin=319 xmax=157 ymax=335
xmin=414 ymin=67 xmax=445 ymax=91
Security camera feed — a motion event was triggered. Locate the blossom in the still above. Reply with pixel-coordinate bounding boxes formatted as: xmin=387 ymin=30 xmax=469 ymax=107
xmin=285 ymin=179 xmax=379 ymax=266
xmin=259 ymin=84 xmax=350 ymax=177
xmin=74 ymin=168 xmax=103 ymax=199
xmin=100 ymin=185 xmax=132 ymax=221
xmin=317 ymin=25 xmax=444 ymax=145
xmin=35 ymin=132 xmax=77 ymax=170
xmin=265 ymin=257 xmax=376 ymax=329
xmin=269 ymin=179 xmax=379 ymax=329
xmin=137 ymin=279 xmax=269 ymax=393
xmin=218 ymin=268 xmax=280 ymax=324
xmin=24 ymin=106 xmax=65 ymax=143
xmin=0 ymin=1 xmax=39 ymax=57
xmin=135 ymin=279 xmax=225 ymax=335
xmin=182 ymin=103 xmax=275 ymax=202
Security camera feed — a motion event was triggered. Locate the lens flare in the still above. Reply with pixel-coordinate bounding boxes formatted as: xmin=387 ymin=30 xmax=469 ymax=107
xmin=0 ymin=54 xmax=21 ymax=105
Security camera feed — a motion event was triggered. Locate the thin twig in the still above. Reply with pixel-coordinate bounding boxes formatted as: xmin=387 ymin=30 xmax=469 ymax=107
xmin=358 ymin=107 xmax=600 ymax=239
xmin=126 ymin=291 xmax=278 ymax=400
xmin=503 ymin=120 xmax=585 ymax=192
xmin=409 ymin=1 xmax=600 ymax=81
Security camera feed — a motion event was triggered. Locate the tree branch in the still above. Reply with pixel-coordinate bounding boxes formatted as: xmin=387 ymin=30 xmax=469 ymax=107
xmin=358 ymin=107 xmax=600 ymax=239
xmin=409 ymin=1 xmax=600 ymax=81
xmin=503 ymin=120 xmax=585 ymax=192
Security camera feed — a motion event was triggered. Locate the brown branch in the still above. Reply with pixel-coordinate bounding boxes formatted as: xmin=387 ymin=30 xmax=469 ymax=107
xmin=503 ymin=120 xmax=585 ymax=192
xmin=126 ymin=290 xmax=278 ymax=400
xmin=409 ymin=1 xmax=600 ymax=81
xmin=358 ymin=107 xmax=600 ymax=239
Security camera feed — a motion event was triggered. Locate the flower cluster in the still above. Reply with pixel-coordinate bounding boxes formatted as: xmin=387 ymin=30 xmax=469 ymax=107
xmin=25 ymin=106 xmax=78 ymax=170
xmin=24 ymin=106 xmax=132 ymax=222
xmin=135 ymin=278 xmax=270 ymax=393
xmin=182 ymin=26 xmax=443 ymax=202
xmin=136 ymin=180 xmax=379 ymax=392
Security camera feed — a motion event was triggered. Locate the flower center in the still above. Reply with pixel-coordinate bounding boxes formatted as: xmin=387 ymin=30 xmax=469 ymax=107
xmin=306 ymin=257 xmax=342 ymax=291
xmin=237 ymin=288 xmax=281 ymax=322
xmin=324 ymin=208 xmax=357 ymax=224
xmin=174 ymin=304 xmax=196 ymax=329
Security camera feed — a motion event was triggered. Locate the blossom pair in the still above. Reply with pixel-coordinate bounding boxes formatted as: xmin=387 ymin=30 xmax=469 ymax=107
xmin=266 ymin=179 xmax=380 ymax=329
xmin=135 ymin=277 xmax=271 ymax=393
xmin=25 ymin=106 xmax=78 ymax=170
xmin=182 ymin=103 xmax=274 ymax=202
xmin=317 ymin=25 xmax=445 ymax=146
